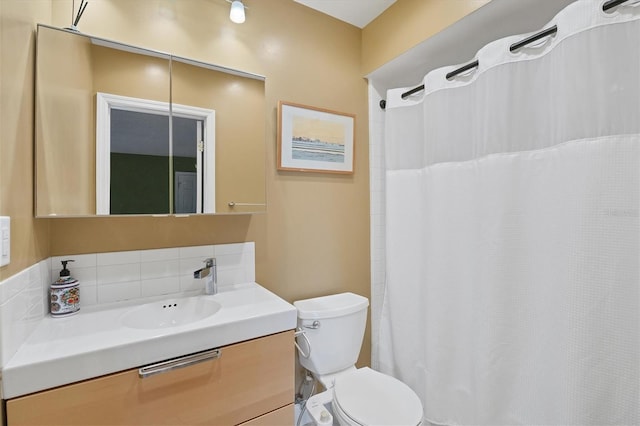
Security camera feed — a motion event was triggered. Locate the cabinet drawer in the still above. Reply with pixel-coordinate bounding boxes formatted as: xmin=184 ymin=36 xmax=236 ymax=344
xmin=7 ymin=330 xmax=294 ymax=425
xmin=240 ymin=404 xmax=293 ymax=426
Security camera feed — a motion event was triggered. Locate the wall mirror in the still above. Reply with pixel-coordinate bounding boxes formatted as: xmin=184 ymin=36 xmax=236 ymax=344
xmin=35 ymin=24 xmax=266 ymax=217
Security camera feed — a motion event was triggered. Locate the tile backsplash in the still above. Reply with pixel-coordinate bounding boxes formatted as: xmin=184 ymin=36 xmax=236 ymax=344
xmin=0 ymin=242 xmax=255 ymax=368
xmin=368 ymin=81 xmax=386 ymax=371
xmin=51 ymin=242 xmax=256 ymax=307
xmin=0 ymin=259 xmax=49 ymax=367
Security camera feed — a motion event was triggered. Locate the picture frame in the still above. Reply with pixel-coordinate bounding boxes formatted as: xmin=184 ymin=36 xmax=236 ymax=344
xmin=277 ymin=101 xmax=355 ymax=174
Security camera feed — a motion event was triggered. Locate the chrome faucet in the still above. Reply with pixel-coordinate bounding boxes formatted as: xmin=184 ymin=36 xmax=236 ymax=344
xmin=193 ymin=258 xmax=217 ymax=295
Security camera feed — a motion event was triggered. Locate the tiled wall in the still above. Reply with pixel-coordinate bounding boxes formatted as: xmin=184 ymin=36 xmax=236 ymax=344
xmin=50 ymin=242 xmax=256 ymax=307
xmin=368 ymin=82 xmax=387 ymax=370
xmin=0 ymin=242 xmax=255 ymax=368
xmin=0 ymin=259 xmax=49 ymax=367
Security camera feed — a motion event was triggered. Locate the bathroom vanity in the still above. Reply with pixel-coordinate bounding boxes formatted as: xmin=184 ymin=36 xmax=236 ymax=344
xmin=2 ymin=283 xmax=296 ymax=425
xmin=7 ymin=332 xmax=293 ymax=425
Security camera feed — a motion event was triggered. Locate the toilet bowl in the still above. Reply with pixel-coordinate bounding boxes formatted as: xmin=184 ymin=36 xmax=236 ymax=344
xmin=331 ymin=367 xmax=423 ymax=426
xmin=294 ymin=293 xmax=423 ymax=426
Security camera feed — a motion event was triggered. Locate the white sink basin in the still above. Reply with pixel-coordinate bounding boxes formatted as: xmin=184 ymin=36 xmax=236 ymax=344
xmin=2 ymin=283 xmax=297 ymax=400
xmin=121 ymin=296 xmax=221 ymax=329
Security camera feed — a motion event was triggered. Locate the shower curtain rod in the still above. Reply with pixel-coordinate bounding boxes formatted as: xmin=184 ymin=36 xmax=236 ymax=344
xmin=399 ymin=25 xmax=557 ymax=100
xmin=379 ymin=0 xmax=632 ymax=110
xmin=602 ymin=0 xmax=631 ymax=11
xmin=509 ymin=25 xmax=557 ymax=52
xmin=399 ymin=60 xmax=479 ymax=101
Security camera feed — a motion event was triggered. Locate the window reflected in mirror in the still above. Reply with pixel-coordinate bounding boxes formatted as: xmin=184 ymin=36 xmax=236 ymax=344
xmin=110 ymin=109 xmax=170 ymax=214
xmin=96 ymin=92 xmax=214 ymax=215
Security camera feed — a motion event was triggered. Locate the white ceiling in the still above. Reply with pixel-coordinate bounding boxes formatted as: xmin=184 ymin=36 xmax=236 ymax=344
xmin=294 ymin=0 xmax=397 ymax=28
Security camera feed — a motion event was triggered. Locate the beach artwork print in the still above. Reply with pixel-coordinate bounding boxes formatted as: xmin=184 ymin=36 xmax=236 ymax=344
xmin=292 ymin=116 xmax=345 ymax=163
xmin=278 ymin=102 xmax=355 ymax=174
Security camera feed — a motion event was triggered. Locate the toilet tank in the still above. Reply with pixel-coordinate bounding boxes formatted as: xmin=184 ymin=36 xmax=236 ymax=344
xmin=294 ymin=293 xmax=368 ymax=376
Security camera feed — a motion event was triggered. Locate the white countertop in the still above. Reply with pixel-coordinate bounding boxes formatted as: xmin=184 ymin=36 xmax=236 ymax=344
xmin=2 ymin=283 xmax=297 ymax=399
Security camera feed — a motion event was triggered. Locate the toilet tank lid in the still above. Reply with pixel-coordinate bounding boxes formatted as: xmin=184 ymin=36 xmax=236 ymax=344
xmin=294 ymin=292 xmax=369 ymax=319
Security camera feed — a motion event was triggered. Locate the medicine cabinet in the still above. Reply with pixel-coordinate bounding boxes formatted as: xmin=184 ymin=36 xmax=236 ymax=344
xmin=35 ymin=24 xmax=266 ymax=216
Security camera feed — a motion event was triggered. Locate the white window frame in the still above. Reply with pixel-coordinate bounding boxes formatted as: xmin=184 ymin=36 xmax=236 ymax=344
xmin=96 ymin=92 xmax=215 ymax=215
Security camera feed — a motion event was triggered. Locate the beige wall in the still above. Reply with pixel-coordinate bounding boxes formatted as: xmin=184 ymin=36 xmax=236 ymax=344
xmin=171 ymin=61 xmax=266 ymax=213
xmin=43 ymin=0 xmax=371 ymax=367
xmin=35 ymin=27 xmax=95 ymax=216
xmin=36 ymin=36 xmax=172 ymax=217
xmin=92 ymin=45 xmax=171 ymax=103
xmin=0 ymin=1 xmax=51 ymax=280
xmin=362 ymin=0 xmax=489 ymax=75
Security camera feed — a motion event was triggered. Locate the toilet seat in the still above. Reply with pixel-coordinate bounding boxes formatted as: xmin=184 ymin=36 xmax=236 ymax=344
xmin=332 ymin=367 xmax=423 ymax=426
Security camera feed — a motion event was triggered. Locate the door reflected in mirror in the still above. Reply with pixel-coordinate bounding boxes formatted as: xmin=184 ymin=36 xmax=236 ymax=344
xmin=173 ymin=117 xmax=203 ymax=214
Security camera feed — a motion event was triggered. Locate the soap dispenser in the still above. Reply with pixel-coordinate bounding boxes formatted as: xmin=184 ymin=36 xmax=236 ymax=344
xmin=50 ymin=260 xmax=80 ymax=317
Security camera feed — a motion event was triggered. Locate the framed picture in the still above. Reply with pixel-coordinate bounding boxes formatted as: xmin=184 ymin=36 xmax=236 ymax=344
xmin=277 ymin=101 xmax=355 ymax=174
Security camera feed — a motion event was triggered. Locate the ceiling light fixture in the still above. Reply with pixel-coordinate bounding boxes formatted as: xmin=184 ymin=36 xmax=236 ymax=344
xmin=229 ymin=0 xmax=246 ymax=24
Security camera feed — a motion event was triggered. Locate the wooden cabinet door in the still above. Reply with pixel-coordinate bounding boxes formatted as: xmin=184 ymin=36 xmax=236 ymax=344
xmin=7 ymin=331 xmax=294 ymax=425
xmin=240 ymin=404 xmax=293 ymax=426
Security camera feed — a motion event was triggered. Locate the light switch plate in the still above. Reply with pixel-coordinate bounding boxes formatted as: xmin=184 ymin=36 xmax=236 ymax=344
xmin=0 ymin=216 xmax=10 ymax=267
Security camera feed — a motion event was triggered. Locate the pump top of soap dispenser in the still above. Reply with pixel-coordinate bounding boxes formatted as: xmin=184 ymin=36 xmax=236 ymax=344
xmin=59 ymin=260 xmax=74 ymax=277
xmin=55 ymin=259 xmax=77 ymax=284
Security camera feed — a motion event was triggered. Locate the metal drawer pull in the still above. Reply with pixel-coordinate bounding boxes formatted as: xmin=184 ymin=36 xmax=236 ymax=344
xmin=138 ymin=348 xmax=221 ymax=378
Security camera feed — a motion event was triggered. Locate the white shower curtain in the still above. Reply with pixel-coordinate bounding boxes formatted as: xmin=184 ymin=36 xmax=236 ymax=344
xmin=379 ymin=1 xmax=639 ymax=425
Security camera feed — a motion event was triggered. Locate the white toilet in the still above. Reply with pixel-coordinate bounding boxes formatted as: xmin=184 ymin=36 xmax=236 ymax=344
xmin=294 ymin=293 xmax=423 ymax=426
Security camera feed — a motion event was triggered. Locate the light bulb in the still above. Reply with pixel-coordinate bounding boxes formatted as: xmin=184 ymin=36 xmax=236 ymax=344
xmin=230 ymin=1 xmax=245 ymax=24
